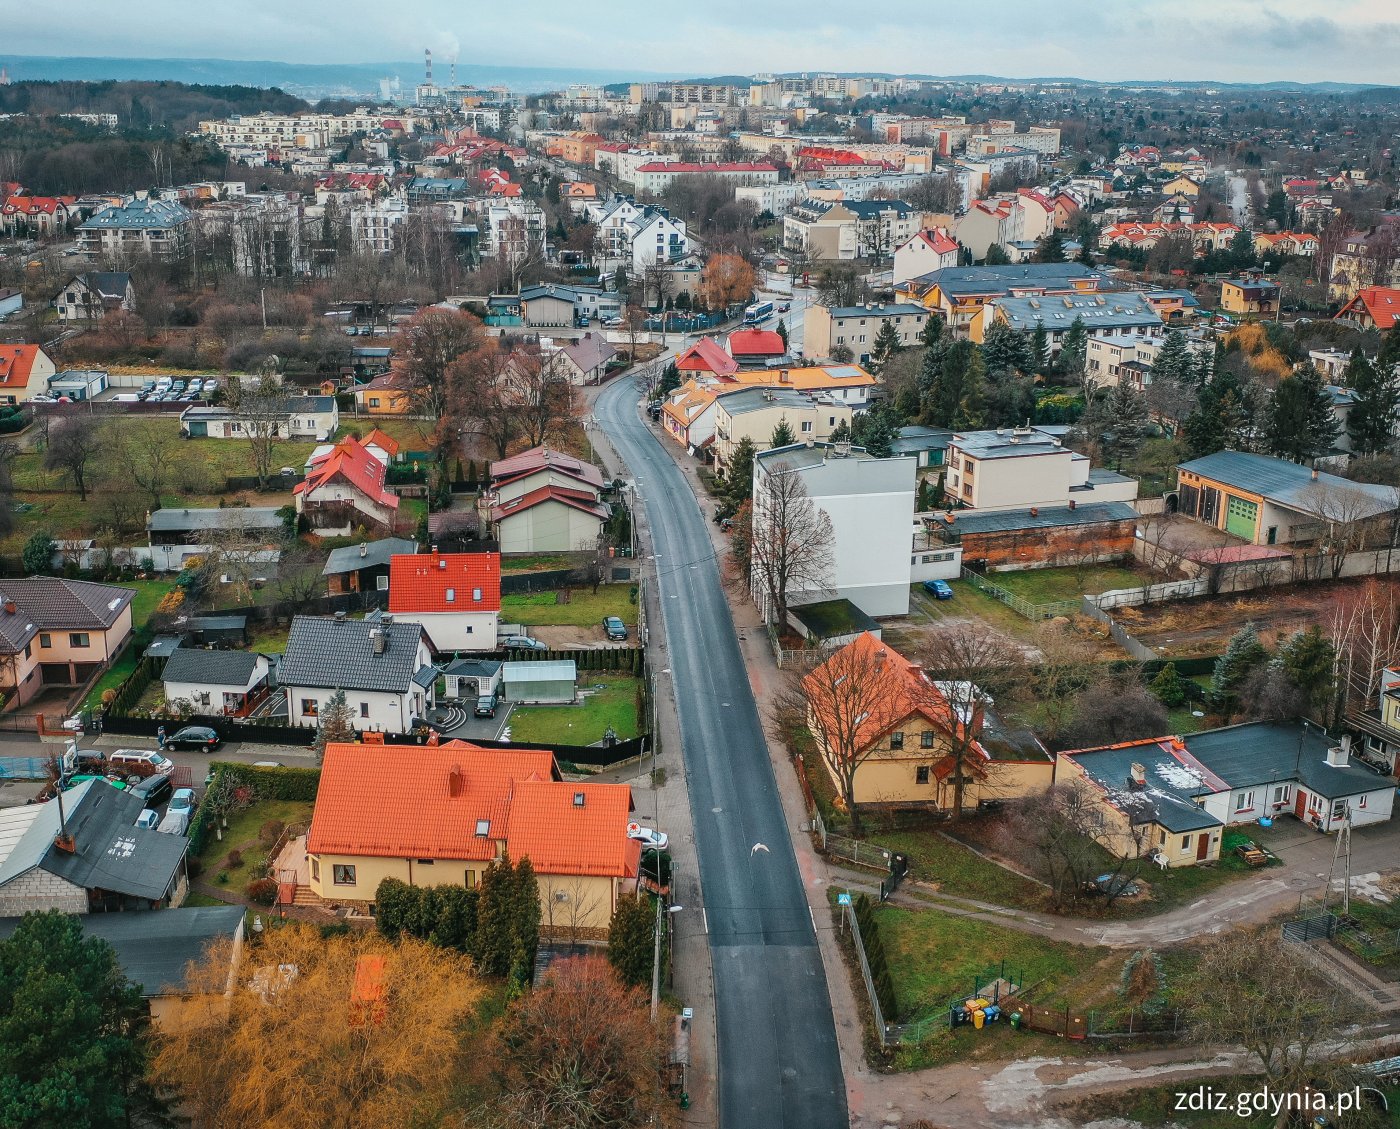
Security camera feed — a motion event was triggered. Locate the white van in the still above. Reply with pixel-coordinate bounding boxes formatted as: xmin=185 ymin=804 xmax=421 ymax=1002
xmin=111 ymin=393 xmax=141 ymax=402
xmin=108 ymin=749 xmax=176 ymax=777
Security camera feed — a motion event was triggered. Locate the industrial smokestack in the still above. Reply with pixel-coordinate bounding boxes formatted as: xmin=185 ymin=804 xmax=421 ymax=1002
xmin=425 ymin=48 xmax=432 ymax=83
xmin=451 ymin=59 xmax=457 ymax=87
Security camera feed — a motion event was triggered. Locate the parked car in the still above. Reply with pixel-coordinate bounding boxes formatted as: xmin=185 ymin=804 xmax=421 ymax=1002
xmin=135 ymin=809 xmax=161 ymax=830
xmin=108 ymin=749 xmax=176 ymax=777
xmin=168 ymin=787 xmax=196 ymax=819
xmin=922 ymin=579 xmax=954 ymax=600
xmin=627 ymin=823 xmax=669 ymax=851
xmin=63 ymin=748 xmax=106 ymax=775
xmin=128 ymin=773 xmax=174 ymax=808
xmin=603 ymin=616 xmax=628 ymax=641
xmin=168 ymin=725 xmax=220 ymax=751
xmin=501 ymin=635 xmax=548 ymax=652
xmin=187 ymin=378 xmax=203 ymax=393
xmin=601 ymin=316 xmax=623 ymax=327
xmin=203 ymin=377 xmax=220 ymax=394
xmin=474 ymin=691 xmax=499 ymax=718
xmin=157 ymin=810 xmax=189 ymax=836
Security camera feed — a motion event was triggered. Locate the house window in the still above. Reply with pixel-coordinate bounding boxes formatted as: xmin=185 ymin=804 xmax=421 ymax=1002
xmin=465 ymin=869 xmax=477 ymax=888
xmin=310 ymin=857 xmax=320 ymax=882
xmin=1272 ymin=785 xmax=1290 ymax=805
xmin=69 ymin=633 xmax=89 ymax=648
xmin=801 ymin=421 xmax=813 ymax=434
xmin=472 ymin=587 xmax=482 ymax=602
xmin=301 ymin=699 xmax=319 ymax=717
xmin=417 ymin=859 xmax=434 ymax=865
xmin=1181 ymin=836 xmax=1190 ymax=850
xmin=1332 ymin=799 xmax=1347 ymax=820
xmin=445 ymin=588 xmax=455 ymax=603
xmin=921 ymin=731 xmax=935 ymax=749
xmin=1235 ymin=791 xmax=1254 ymax=812
xmin=1358 ymin=794 xmax=1368 ymax=809
xmin=916 ymin=766 xmax=931 ymax=784
xmin=332 ymin=864 xmax=357 ymax=886
xmin=359 ymin=702 xmax=369 ymax=718
xmin=369 ymin=397 xmax=381 ymax=408
xmin=890 ymin=731 xmax=904 ymax=750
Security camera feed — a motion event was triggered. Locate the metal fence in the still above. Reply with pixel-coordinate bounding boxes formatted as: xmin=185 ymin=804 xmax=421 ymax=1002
xmin=960 ymin=568 xmax=1080 ymax=621
xmin=1282 ymin=913 xmax=1338 ymax=944
xmin=0 ymin=756 xmax=53 ymax=780
xmin=824 ymin=833 xmax=896 ymax=873
xmin=845 ymin=901 xmax=889 ymax=1048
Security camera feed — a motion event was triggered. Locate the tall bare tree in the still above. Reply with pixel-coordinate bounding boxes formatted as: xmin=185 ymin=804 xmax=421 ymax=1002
xmin=115 ymin=417 xmax=181 ymax=511
xmin=223 ymin=371 xmax=289 ymax=489
xmin=918 ymin=622 xmax=1027 ymax=818
xmin=43 ymin=416 xmax=107 ymax=501
xmin=393 ymin=307 xmax=484 ymax=421
xmin=512 ymin=348 xmax=575 ymax=449
xmin=749 ymin=459 xmax=834 ymax=629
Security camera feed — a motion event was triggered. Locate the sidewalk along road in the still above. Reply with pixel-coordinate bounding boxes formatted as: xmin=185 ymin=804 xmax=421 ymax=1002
xmin=596 ymin=376 xmax=848 ymax=1129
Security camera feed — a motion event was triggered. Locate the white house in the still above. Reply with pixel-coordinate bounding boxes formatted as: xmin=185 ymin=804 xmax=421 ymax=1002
xmin=160 ymin=647 xmax=272 ymax=717
xmin=751 ymin=441 xmax=917 ymax=619
xmin=386 ymin=551 xmax=502 ymax=654
xmin=180 ymin=395 xmax=340 ymax=441
xmin=945 ymin=426 xmax=1139 ymax=511
xmin=54 ymin=272 xmax=136 ymax=322
xmin=893 ymin=229 xmax=960 ymax=287
xmin=278 ymin=614 xmax=436 ymax=734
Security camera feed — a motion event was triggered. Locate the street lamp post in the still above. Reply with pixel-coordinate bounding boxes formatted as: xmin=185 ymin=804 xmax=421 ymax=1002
xmin=651 ymin=902 xmax=683 ymax=1020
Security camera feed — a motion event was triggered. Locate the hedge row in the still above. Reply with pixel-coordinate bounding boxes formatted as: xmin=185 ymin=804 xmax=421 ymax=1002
xmin=854 ymin=893 xmax=899 ymax=1023
xmin=208 ymin=760 xmax=321 ymax=801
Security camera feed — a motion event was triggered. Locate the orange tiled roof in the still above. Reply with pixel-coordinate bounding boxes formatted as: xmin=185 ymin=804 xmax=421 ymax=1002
xmin=294 ymin=435 xmax=398 ymax=509
xmin=729 ymin=365 xmax=877 ymax=392
xmin=362 ymin=427 xmax=400 ymax=457
xmin=0 ymin=345 xmax=44 ymax=389
xmin=676 ymin=337 xmax=739 ymax=376
xmin=307 ymin=741 xmax=637 ymax=878
xmin=1341 ymin=286 xmax=1400 ymax=331
xmin=388 ymin=551 xmax=501 ymax=614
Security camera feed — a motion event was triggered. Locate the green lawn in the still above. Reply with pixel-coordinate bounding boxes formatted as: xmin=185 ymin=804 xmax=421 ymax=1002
xmin=982 ymin=565 xmax=1146 ymax=605
xmin=872 ymin=903 xmax=1108 ymax=1065
xmin=194 ymin=799 xmax=314 ymax=893
xmin=909 ymin=580 xmax=1039 ymax=641
xmin=506 ymin=673 xmax=642 ymax=745
xmin=245 ymin=620 xmax=294 ymax=655
xmin=501 ymin=586 xmax=637 ymax=628
xmin=123 ymin=579 xmax=179 ymax=628
xmin=81 ymin=647 xmax=143 ymax=711
xmin=864 ymin=826 xmax=1046 ymax=907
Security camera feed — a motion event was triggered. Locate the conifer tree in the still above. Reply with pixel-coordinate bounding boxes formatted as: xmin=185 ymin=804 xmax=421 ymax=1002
xmin=1266 ymin=367 xmax=1339 ymax=463
xmin=1345 ymin=349 xmax=1398 ymax=456
xmin=770 ymin=418 xmax=796 ymax=448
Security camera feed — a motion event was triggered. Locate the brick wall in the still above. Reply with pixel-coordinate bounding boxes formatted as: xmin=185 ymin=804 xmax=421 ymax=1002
xmin=0 ymin=868 xmax=88 ymax=916
xmin=960 ymin=518 xmax=1137 ymax=571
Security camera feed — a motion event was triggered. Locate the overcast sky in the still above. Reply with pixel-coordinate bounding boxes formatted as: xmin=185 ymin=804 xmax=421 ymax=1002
xmin=8 ymin=0 xmax=1400 ymax=86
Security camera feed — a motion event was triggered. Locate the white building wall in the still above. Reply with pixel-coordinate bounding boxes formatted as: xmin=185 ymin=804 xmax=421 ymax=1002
xmin=497 ymin=503 xmax=603 ymax=554
xmin=283 ymin=685 xmax=426 ymax=734
xmin=393 ymin=609 xmax=500 ymax=653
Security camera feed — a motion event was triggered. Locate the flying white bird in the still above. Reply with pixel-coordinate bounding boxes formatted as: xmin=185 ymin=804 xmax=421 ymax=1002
xmin=751 ymin=843 xmax=770 ymax=856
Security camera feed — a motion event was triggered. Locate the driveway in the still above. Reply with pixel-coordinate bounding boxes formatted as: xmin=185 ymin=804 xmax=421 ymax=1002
xmin=596 ymin=376 xmax=847 ymax=1129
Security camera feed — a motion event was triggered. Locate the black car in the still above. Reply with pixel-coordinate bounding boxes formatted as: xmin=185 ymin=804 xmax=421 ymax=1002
xmin=129 ymin=773 xmax=173 ymax=807
xmin=168 ymin=725 xmax=221 ymax=751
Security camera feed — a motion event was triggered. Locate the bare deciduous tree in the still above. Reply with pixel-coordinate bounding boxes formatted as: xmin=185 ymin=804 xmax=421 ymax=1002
xmin=43 ymin=416 xmax=106 ymax=501
xmin=749 ymin=459 xmax=834 ymax=629
xmin=115 ymin=417 xmax=181 ymax=510
xmin=223 ymin=371 xmax=290 ymax=489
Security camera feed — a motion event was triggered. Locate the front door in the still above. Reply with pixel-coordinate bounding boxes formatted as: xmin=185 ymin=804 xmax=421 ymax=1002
xmin=1295 ymin=789 xmax=1308 ymax=819
xmin=1196 ymin=833 xmax=1210 ymax=861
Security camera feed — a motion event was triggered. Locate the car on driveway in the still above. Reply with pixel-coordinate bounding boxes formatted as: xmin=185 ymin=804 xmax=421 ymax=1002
xmin=129 ymin=773 xmax=174 ymax=808
xmin=135 ymin=809 xmax=160 ymax=830
xmin=627 ymin=823 xmax=669 ymax=850
xmin=474 ymin=691 xmax=499 ymax=718
xmin=501 ymin=634 xmax=548 ymax=652
xmin=603 ymin=616 xmax=628 ymax=641
xmin=922 ymin=579 xmax=954 ymax=600
xmin=168 ymin=788 xmax=196 ymax=819
xmin=168 ymin=725 xmax=220 ymax=751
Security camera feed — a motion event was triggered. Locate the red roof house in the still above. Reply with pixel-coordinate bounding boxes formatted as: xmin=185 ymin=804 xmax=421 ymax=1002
xmin=305 ymin=741 xmax=640 ymax=930
xmin=0 ymin=345 xmax=57 ymax=405
xmin=727 ymin=328 xmax=787 ymax=365
xmin=294 ymin=435 xmax=400 ymax=534
xmin=387 ymin=551 xmax=501 ymax=652
xmin=1338 ymin=287 xmax=1400 ymax=331
xmin=676 ymin=336 xmax=740 ymax=380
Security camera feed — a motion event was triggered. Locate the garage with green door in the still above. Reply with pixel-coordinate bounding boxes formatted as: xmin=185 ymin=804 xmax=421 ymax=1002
xmin=1224 ymin=495 xmax=1258 ymax=540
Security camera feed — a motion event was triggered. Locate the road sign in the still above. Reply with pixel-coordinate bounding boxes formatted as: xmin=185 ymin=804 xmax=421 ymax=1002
xmin=836 ymin=892 xmax=852 ymax=906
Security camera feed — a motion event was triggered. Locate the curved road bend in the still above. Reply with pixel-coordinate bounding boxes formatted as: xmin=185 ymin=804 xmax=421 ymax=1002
xmin=596 ymin=378 xmax=848 ymax=1129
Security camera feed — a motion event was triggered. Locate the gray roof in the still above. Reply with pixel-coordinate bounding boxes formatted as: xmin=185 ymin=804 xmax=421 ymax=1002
xmin=1185 ymin=721 xmax=1390 ymax=799
xmin=715 ymin=386 xmax=821 ymax=416
xmin=952 ymin=428 xmax=1069 ymax=460
xmin=0 ymin=907 xmax=244 ymax=997
xmin=826 ymin=303 xmax=927 ymax=319
xmin=181 ymin=395 xmax=335 ymax=422
xmin=1178 ymin=451 xmax=1398 ymax=521
xmin=0 ymin=577 xmax=134 ymax=655
xmin=994 ymin=290 xmax=1162 ymax=332
xmin=1065 ymin=744 xmax=1223 ymax=834
xmin=144 ymin=635 xmax=183 ymax=658
xmin=279 ymin=615 xmax=428 ymax=694
xmin=147 ymin=507 xmax=284 ymax=533
xmin=161 ymin=647 xmax=264 ymax=689
xmin=40 ymin=781 xmax=189 ymax=901
xmin=503 ymin=660 xmax=577 ymax=683
xmin=892 ymin=426 xmax=956 ymax=453
xmin=77 ymin=272 xmax=132 ymax=300
xmin=838 ymin=199 xmax=914 ymax=218
xmin=561 ymin=334 xmax=617 ymax=374
xmin=444 ymin=657 xmax=501 ymax=678
xmin=910 ymin=263 xmax=1107 ymax=296
xmin=938 ymin=501 xmax=1138 ymax=535
xmin=755 ymin=441 xmax=874 ymax=471
xmin=0 ymin=782 xmax=79 ymax=888
xmin=188 ymin=615 xmax=248 ymax=633
xmin=322 ymin=537 xmax=418 ymax=576
xmin=80 ymin=197 xmax=191 ymax=231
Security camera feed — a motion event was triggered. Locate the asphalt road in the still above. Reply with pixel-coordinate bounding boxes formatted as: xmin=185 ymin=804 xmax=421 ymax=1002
xmin=595 ymin=378 xmax=847 ymax=1129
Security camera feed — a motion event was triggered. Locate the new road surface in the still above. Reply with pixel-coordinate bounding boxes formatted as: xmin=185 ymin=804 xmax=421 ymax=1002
xmin=596 ymin=377 xmax=848 ymax=1129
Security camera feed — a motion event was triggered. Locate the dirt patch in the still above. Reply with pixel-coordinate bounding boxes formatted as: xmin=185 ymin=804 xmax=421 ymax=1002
xmin=530 ymin=625 xmax=614 ymax=648
xmin=1112 ymin=580 xmax=1379 ymax=659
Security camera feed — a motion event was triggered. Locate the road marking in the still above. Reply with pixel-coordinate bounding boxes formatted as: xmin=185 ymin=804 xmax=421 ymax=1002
xmin=809 ymin=906 xmax=818 ymax=933
xmin=703 ymin=908 xmax=709 ymax=934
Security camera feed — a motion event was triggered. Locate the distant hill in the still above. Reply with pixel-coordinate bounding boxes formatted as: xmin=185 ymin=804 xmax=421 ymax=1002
xmin=0 ymin=55 xmax=683 ymax=96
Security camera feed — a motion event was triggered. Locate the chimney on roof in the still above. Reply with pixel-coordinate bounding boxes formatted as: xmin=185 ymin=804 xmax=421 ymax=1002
xmin=779 ymin=368 xmax=790 ymax=383
xmin=1 ymin=600 xmax=12 ymax=615
xmin=371 ymin=628 xmax=387 ymax=655
xmin=334 ymin=610 xmax=347 ymax=623
xmin=874 ymin=648 xmax=886 ymax=671
xmin=1326 ymin=738 xmax=1351 ymax=767
xmin=1128 ymin=762 xmax=1147 ymax=790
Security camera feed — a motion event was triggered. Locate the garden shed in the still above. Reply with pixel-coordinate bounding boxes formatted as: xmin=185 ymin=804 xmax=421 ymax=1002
xmin=503 ymin=660 xmax=577 ymax=705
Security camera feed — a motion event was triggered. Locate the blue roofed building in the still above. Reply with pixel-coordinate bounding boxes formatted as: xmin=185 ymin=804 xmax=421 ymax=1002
xmin=77 ymin=197 xmax=192 ymax=263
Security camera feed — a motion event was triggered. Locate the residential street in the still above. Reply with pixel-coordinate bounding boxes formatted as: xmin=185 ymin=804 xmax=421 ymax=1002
xmin=594 ymin=375 xmax=848 ymax=1129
